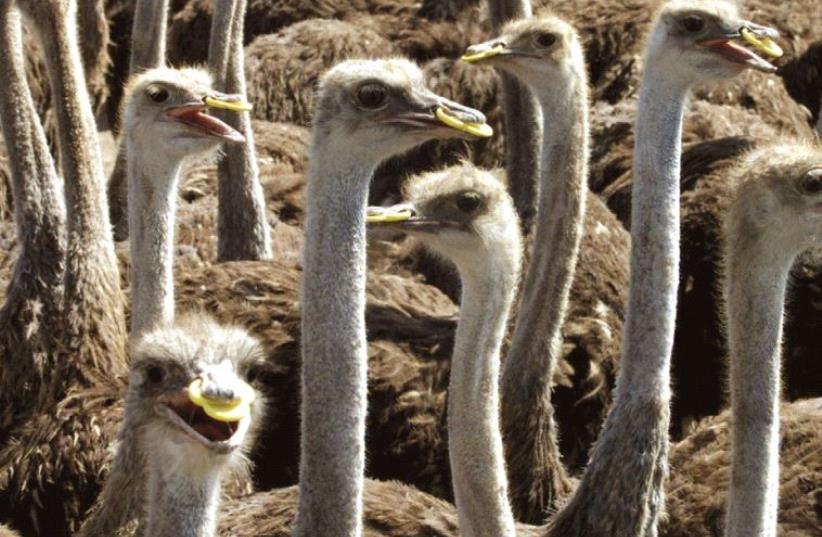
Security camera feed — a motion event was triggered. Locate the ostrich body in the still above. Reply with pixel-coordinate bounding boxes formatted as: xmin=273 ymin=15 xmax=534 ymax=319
xmin=463 ymin=16 xmax=590 ymax=519
xmin=109 ymin=0 xmax=171 ymax=241
xmin=296 ymin=58 xmax=491 ymax=537
xmin=0 ymin=0 xmax=65 ymax=436
xmin=80 ymin=317 xmax=265 ymax=537
xmin=0 ymin=1 xmax=127 ymax=534
xmin=723 ymin=144 xmax=822 ymax=536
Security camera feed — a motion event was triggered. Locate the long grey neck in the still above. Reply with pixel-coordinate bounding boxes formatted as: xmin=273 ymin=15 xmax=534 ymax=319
xmin=209 ymin=0 xmax=272 ymax=262
xmin=24 ymin=0 xmax=127 ymax=382
xmin=450 ymin=263 xmax=518 ymax=537
xmin=144 ymin=443 xmax=223 ymax=537
xmin=489 ymin=0 xmax=541 ymax=231
xmin=109 ymin=0 xmax=170 ymax=241
xmin=501 ymin=71 xmax=588 ymax=520
xmin=127 ymin=138 xmax=181 ymax=336
xmin=724 ymin=230 xmax=791 ymax=537
xmin=0 ymin=3 xmax=65 ymax=298
xmin=546 ymin=63 xmax=689 ymax=537
xmin=295 ymin=141 xmax=373 ymax=537
xmin=129 ymin=0 xmax=169 ymax=72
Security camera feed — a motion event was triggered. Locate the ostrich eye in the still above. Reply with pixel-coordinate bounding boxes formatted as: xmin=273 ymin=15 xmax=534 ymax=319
xmin=799 ymin=169 xmax=822 ymax=195
xmin=456 ymin=192 xmax=482 ymax=213
xmin=356 ymin=83 xmax=388 ymax=110
xmin=146 ymin=365 xmax=164 ymax=384
xmin=680 ymin=15 xmax=705 ymax=33
xmin=534 ymin=32 xmax=557 ymax=48
xmin=147 ymin=85 xmax=169 ymax=103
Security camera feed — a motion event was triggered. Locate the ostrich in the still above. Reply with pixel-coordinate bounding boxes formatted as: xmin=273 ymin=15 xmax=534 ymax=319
xmin=0 ymin=0 xmax=128 ymax=534
xmin=721 ymin=143 xmax=822 ymax=536
xmin=295 ymin=58 xmax=491 ymax=536
xmin=78 ymin=316 xmax=265 ymax=537
xmin=122 ymin=66 xmax=248 ymax=336
xmin=207 ymin=0 xmax=271 ymax=262
xmin=462 ymin=15 xmax=592 ymax=519
xmin=545 ymin=1 xmax=781 ymax=534
xmin=0 ymin=1 xmax=66 ymax=438
xmin=108 ymin=0 xmax=171 ymax=241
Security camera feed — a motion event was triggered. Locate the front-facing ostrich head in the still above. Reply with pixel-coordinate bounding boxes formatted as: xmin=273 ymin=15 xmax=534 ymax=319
xmin=122 ymin=67 xmax=248 ymax=160
xmin=311 ymin=58 xmax=492 ymax=161
xmin=128 ymin=316 xmax=264 ymax=465
xmin=461 ymin=16 xmax=586 ymax=89
xmin=729 ymin=143 xmax=822 ymax=252
xmin=645 ymin=0 xmax=782 ymax=81
xmin=368 ymin=164 xmax=521 ymax=280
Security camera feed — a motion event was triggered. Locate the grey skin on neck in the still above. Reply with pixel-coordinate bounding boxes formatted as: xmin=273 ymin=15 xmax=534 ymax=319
xmin=19 ymin=0 xmax=128 ymax=382
xmin=109 ymin=0 xmax=170 ymax=241
xmin=489 ymin=0 xmax=542 ymax=232
xmin=209 ymin=0 xmax=272 ymax=262
xmin=0 ymin=1 xmax=66 ymax=421
xmin=501 ymin=62 xmax=589 ymax=520
xmin=723 ymin=219 xmax=793 ymax=537
xmin=144 ymin=442 xmax=224 ymax=537
xmin=127 ymin=136 xmax=182 ymax=336
xmin=296 ymin=138 xmax=374 ymax=537
xmin=545 ymin=59 xmax=689 ymax=537
xmin=450 ymin=260 xmax=520 ymax=537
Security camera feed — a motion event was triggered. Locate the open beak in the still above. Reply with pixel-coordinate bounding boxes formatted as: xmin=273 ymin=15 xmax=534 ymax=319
xmin=381 ymin=90 xmax=493 ymax=139
xmin=164 ymin=93 xmax=251 ymax=143
xmin=155 ymin=374 xmax=256 ymax=453
xmin=697 ymin=21 xmax=782 ymax=73
xmin=366 ymin=203 xmax=447 ymax=233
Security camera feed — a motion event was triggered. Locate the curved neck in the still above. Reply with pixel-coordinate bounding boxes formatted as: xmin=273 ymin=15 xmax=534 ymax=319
xmin=0 ymin=4 xmax=65 ymax=291
xmin=500 ymin=69 xmax=588 ymax=519
xmin=724 ymin=228 xmax=792 ymax=537
xmin=548 ymin=60 xmax=690 ymax=537
xmin=144 ymin=442 xmax=224 ymax=537
xmin=127 ymin=139 xmax=181 ymax=336
xmin=296 ymin=142 xmax=374 ymax=537
xmin=129 ymin=0 xmax=169 ymax=72
xmin=209 ymin=0 xmax=272 ymax=262
xmin=449 ymin=264 xmax=518 ymax=537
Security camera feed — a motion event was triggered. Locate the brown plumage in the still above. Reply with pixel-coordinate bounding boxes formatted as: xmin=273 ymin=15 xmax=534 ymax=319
xmin=244 ymin=19 xmax=400 ymax=126
xmin=780 ymin=40 xmax=822 ymax=128
xmin=662 ymin=398 xmax=822 ymax=537
xmin=0 ymin=1 xmax=127 ymax=535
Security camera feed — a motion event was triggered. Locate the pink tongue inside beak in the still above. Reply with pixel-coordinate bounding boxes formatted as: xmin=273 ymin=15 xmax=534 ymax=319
xmin=166 ymin=106 xmax=245 ymax=143
xmin=699 ymin=39 xmax=776 ymax=72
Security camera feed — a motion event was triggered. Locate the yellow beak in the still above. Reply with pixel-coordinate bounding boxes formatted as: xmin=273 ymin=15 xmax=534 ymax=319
xmin=435 ymin=107 xmax=493 ymax=138
xmin=740 ymin=27 xmax=783 ymax=59
xmin=461 ymin=44 xmax=506 ymax=63
xmin=366 ymin=206 xmax=414 ymax=224
xmin=188 ymin=377 xmax=256 ymax=422
xmin=204 ymin=96 xmax=254 ymax=113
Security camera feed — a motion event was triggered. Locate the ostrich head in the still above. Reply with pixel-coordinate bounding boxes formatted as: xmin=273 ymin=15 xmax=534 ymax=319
xmin=462 ymin=16 xmax=586 ymax=89
xmin=122 ymin=67 xmax=249 ymax=160
xmin=127 ymin=316 xmax=265 ymax=467
xmin=368 ymin=164 xmax=521 ymax=279
xmin=311 ymin=59 xmax=493 ymax=162
xmin=644 ymin=0 xmax=782 ymax=81
xmin=729 ymin=143 xmax=822 ymax=252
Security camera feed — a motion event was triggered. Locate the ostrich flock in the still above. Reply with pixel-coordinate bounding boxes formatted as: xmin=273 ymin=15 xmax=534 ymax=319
xmin=0 ymin=0 xmax=819 ymax=536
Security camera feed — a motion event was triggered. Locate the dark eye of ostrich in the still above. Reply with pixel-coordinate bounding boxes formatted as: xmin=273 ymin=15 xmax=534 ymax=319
xmin=147 ymin=85 xmax=169 ymax=104
xmin=799 ymin=169 xmax=822 ymax=195
xmin=533 ymin=32 xmax=557 ymax=48
xmin=680 ymin=15 xmax=705 ymax=33
xmin=146 ymin=365 xmax=165 ymax=384
xmin=456 ymin=192 xmax=482 ymax=213
xmin=356 ymin=83 xmax=388 ymax=110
